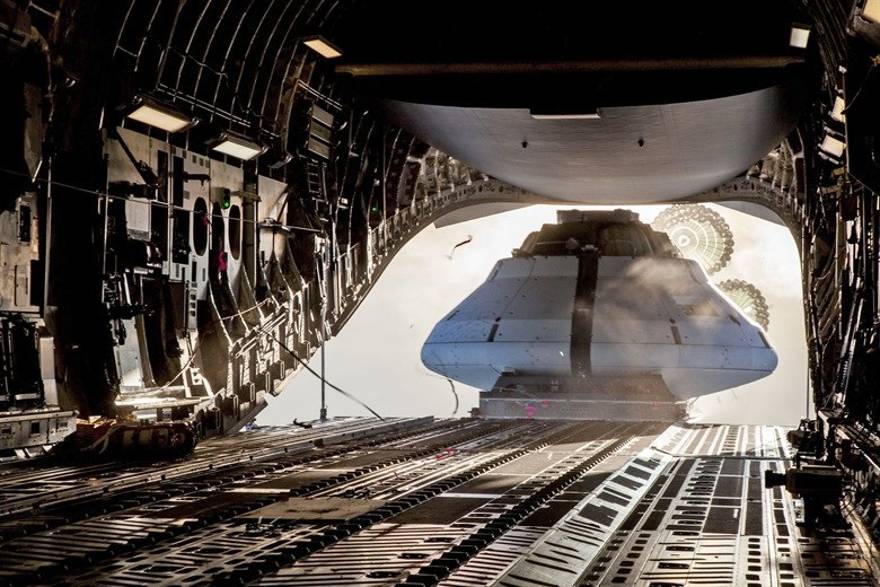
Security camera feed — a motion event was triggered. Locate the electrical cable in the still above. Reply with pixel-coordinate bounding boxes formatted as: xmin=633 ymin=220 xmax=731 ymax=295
xmin=842 ymin=57 xmax=880 ymax=115
xmin=414 ymin=365 xmax=459 ymax=416
xmin=259 ymin=327 xmax=385 ymax=420
xmin=1 ymin=165 xmax=397 ymax=239
xmin=0 ymin=166 xmax=308 ymax=232
xmin=446 ymin=377 xmax=460 ymax=416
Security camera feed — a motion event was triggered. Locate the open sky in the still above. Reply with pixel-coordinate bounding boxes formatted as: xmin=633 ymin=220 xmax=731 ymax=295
xmin=258 ymin=203 xmax=808 ymax=427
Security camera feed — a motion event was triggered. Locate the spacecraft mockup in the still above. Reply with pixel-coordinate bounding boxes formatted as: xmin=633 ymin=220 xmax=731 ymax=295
xmin=422 ymin=210 xmax=778 ymax=420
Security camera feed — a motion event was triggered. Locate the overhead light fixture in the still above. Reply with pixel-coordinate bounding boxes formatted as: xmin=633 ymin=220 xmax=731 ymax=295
xmin=830 ymin=96 xmax=846 ymax=123
xmin=820 ymin=132 xmax=846 ymax=159
xmin=789 ymin=24 xmax=811 ymax=49
xmin=863 ymin=0 xmax=880 ymax=24
xmin=211 ymin=132 xmax=265 ymax=160
xmin=303 ymin=35 xmax=342 ymax=59
xmin=852 ymin=0 xmax=880 ymax=46
xmin=126 ymin=99 xmax=192 ymax=133
xmin=529 ymin=107 xmax=601 ymax=121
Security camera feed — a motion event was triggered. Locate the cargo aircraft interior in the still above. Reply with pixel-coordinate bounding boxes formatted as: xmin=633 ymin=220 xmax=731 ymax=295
xmin=0 ymin=1 xmax=879 ymax=585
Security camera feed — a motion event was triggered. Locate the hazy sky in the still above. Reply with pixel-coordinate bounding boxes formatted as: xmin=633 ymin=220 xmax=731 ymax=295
xmin=258 ymin=203 xmax=808 ymax=427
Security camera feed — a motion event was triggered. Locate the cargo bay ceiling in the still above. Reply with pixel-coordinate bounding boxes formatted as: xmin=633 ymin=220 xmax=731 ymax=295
xmin=1 ymin=0 xmax=876 ymax=447
xmin=30 ymin=0 xmax=812 ymax=202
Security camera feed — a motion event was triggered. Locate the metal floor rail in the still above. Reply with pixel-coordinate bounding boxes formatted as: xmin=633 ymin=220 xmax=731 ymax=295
xmin=0 ymin=418 xmax=875 ymax=587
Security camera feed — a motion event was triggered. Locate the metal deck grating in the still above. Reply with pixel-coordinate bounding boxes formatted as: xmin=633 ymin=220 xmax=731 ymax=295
xmin=0 ymin=419 xmax=874 ymax=586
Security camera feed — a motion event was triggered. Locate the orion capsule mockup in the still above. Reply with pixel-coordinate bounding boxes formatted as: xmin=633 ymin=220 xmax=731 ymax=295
xmin=421 ymin=210 xmax=777 ymax=420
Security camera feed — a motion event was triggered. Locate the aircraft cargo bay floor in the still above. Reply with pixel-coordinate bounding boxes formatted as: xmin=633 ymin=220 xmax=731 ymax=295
xmin=0 ymin=418 xmax=876 ymax=587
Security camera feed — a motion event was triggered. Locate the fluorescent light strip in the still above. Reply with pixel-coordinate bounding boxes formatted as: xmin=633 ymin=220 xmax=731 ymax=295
xmin=864 ymin=0 xmax=880 ymax=24
xmin=831 ymin=96 xmax=846 ymax=123
xmin=127 ymin=103 xmax=192 ymax=133
xmin=211 ymin=134 xmax=264 ymax=160
xmin=303 ymin=36 xmax=342 ymax=59
xmin=820 ymin=134 xmax=846 ymax=158
xmin=790 ymin=25 xmax=811 ymax=49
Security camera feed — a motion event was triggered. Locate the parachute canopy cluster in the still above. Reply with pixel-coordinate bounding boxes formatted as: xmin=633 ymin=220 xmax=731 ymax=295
xmin=654 ymin=205 xmax=770 ymax=331
xmin=717 ymin=279 xmax=771 ymax=331
xmin=652 ymin=204 xmax=734 ymax=275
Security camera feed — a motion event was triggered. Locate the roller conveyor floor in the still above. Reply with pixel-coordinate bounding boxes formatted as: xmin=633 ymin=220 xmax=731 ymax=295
xmin=0 ymin=418 xmax=874 ymax=587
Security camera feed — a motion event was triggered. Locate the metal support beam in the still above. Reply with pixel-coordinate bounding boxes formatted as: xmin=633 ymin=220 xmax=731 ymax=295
xmin=337 ymin=55 xmax=805 ymax=77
